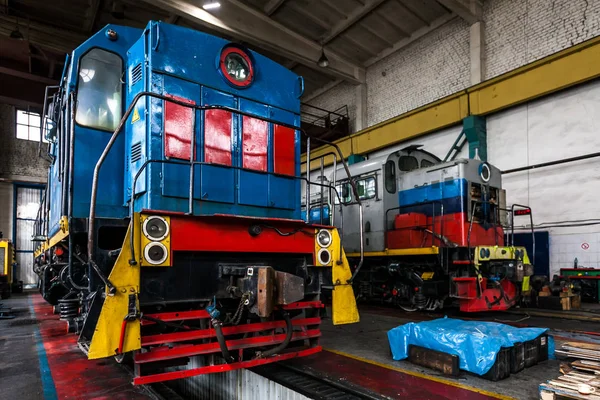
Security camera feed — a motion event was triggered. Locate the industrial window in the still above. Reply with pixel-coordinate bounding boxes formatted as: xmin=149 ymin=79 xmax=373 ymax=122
xmin=334 ymin=182 xmax=352 ymax=204
xmin=398 ymin=156 xmax=418 ymax=172
xmin=76 ymin=48 xmax=123 ymax=131
xmin=384 ymin=160 xmax=396 ymax=193
xmin=357 ymin=177 xmax=376 ymax=200
xmin=16 ymin=109 xmax=45 ymax=142
xmin=421 ymin=159 xmax=435 ymax=168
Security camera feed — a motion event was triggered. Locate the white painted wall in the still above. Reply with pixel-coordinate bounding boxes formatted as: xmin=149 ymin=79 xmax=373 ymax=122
xmin=488 ymin=79 xmax=600 ymax=275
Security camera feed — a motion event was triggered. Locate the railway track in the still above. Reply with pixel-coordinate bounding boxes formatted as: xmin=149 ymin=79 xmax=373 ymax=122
xmin=254 ymin=363 xmax=388 ymax=400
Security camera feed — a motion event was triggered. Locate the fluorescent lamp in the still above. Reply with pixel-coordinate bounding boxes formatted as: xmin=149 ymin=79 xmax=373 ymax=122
xmin=203 ymin=1 xmax=221 ymax=10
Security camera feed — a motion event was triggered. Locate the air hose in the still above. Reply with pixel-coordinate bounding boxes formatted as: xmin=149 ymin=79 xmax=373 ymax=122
xmin=257 ymin=312 xmax=293 ymax=359
xmin=212 ymin=318 xmax=235 ymax=364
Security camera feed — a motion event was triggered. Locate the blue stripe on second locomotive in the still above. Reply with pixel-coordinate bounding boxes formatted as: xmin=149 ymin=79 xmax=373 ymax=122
xmin=398 ymin=196 xmax=466 ymax=216
xmin=398 ymin=178 xmax=468 ymax=216
xmin=399 ymin=178 xmax=467 ymax=205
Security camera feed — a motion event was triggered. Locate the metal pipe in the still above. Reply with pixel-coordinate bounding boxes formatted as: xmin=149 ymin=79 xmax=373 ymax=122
xmin=330 ymin=156 xmax=337 ymax=225
xmin=61 ymin=95 xmax=70 ymax=216
xmin=348 ymin=204 xmax=364 ymax=283
xmin=188 ymin=106 xmax=196 ymax=215
xmin=502 ymin=152 xmax=600 ymax=174
xmin=305 ymin=137 xmax=311 ymax=223
xmin=319 ymin=157 xmax=324 ymax=224
xmin=66 ymin=93 xmax=87 ymax=292
xmin=39 ymin=86 xmax=59 ymax=158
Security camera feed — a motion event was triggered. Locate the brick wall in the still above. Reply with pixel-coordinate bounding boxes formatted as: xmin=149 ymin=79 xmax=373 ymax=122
xmin=485 ymin=0 xmax=600 ymax=79
xmin=366 ymin=18 xmax=471 ymax=127
xmin=305 ymin=0 xmax=600 ymax=132
xmin=0 ymin=103 xmax=49 ymax=182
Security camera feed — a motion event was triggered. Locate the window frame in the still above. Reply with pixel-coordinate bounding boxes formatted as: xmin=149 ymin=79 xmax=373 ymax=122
xmin=15 ymin=108 xmax=44 ymax=143
xmin=384 ymin=160 xmax=397 ymax=194
xmin=334 ymin=174 xmax=377 ymax=205
xmin=74 ymin=47 xmax=125 ymax=133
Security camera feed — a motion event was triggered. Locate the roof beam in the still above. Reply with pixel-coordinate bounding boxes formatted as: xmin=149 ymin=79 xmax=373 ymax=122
xmin=0 ymin=66 xmax=58 ymax=85
xmin=0 ymin=15 xmax=86 ymax=54
xmin=140 ymin=0 xmax=365 ymax=83
xmin=82 ymin=0 xmax=102 ymax=33
xmin=264 ymin=0 xmax=285 ymax=16
xmin=320 ymin=0 xmax=387 ymax=45
xmin=364 ymin=14 xmax=457 ymax=67
xmin=436 ymin=0 xmax=480 ymax=24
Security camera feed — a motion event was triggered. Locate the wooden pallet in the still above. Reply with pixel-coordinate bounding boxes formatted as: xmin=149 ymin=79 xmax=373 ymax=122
xmin=541 ymin=370 xmax=600 ymax=399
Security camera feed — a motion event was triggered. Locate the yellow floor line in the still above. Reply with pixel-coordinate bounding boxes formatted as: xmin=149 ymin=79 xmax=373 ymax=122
xmin=324 ymin=348 xmax=515 ymax=400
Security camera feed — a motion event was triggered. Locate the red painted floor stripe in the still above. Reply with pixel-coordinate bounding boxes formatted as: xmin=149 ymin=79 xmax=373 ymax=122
xmin=287 ymin=351 xmax=504 ymax=400
xmin=31 ymin=294 xmax=152 ymax=400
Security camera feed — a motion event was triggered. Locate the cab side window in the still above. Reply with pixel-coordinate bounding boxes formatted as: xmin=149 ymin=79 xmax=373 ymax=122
xmin=398 ymin=156 xmax=418 ymax=171
xmin=385 ymin=160 xmax=396 ymax=193
xmin=357 ymin=177 xmax=376 ymax=200
xmin=76 ymin=49 xmax=123 ymax=131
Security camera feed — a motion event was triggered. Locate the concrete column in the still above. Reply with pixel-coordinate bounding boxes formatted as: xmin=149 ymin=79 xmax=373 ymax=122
xmin=355 ymin=83 xmax=368 ymax=132
xmin=470 ymin=21 xmax=484 ymax=85
xmin=469 ymin=0 xmax=484 ymax=85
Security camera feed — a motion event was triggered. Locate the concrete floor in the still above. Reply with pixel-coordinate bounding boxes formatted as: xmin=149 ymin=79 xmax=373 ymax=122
xmin=0 ymin=292 xmax=46 ymax=400
xmin=0 ymin=291 xmax=154 ymax=400
xmin=3 ymin=291 xmax=598 ymax=400
xmin=319 ymin=306 xmax=600 ymax=400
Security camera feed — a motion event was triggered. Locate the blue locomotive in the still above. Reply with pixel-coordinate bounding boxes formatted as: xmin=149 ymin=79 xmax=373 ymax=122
xmin=33 ymin=21 xmax=358 ymax=385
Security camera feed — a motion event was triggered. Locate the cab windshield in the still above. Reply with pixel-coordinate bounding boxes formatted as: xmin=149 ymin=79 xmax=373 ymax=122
xmin=76 ymin=49 xmax=123 ymax=131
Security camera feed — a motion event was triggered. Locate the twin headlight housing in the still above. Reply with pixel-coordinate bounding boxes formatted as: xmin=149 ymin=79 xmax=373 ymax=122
xmin=316 ymin=229 xmax=332 ymax=266
xmin=142 ymin=216 xmax=170 ymax=265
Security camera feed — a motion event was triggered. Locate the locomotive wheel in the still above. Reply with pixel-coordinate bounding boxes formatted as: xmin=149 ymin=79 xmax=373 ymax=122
xmin=398 ymin=305 xmax=418 ymax=312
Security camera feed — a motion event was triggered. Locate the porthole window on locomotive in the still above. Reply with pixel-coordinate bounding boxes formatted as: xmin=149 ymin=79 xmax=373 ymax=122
xmin=479 ymin=163 xmax=491 ymax=182
xmin=220 ymin=47 xmax=254 ymax=87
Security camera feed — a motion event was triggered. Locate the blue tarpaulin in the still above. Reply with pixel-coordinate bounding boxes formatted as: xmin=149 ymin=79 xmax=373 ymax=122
xmin=388 ymin=317 xmax=550 ymax=375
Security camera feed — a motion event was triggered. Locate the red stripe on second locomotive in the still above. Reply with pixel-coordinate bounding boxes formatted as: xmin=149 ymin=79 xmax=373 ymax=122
xmin=242 ymin=116 xmax=268 ymax=172
xmin=204 ymin=109 xmax=232 ymax=166
xmin=170 ymin=216 xmax=314 ymax=254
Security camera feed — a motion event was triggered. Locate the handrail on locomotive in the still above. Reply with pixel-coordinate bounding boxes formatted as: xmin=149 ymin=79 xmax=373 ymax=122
xmin=34 ymin=90 xmax=365 ymax=293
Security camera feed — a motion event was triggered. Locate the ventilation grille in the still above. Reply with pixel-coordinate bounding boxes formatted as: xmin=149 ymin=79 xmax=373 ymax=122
xmin=131 ymin=142 xmax=142 ymax=163
xmin=131 ymin=63 xmax=142 ymax=86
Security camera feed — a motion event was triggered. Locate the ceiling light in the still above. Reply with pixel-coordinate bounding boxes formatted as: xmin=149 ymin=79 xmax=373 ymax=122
xmin=317 ymin=49 xmax=329 ymax=68
xmin=203 ymin=1 xmax=221 ymax=10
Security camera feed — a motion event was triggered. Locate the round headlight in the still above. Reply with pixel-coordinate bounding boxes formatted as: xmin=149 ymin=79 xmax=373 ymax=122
xmin=144 ymin=242 xmax=168 ymax=265
xmin=219 ymin=47 xmax=254 ymax=87
xmin=143 ymin=216 xmax=169 ymax=241
xmin=318 ymin=248 xmax=331 ymax=265
xmin=317 ymin=229 xmax=332 ymax=248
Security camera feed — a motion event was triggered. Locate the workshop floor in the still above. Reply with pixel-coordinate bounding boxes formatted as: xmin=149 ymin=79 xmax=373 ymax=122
xmin=0 ymin=291 xmax=153 ymax=400
xmin=317 ymin=304 xmax=600 ymax=400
